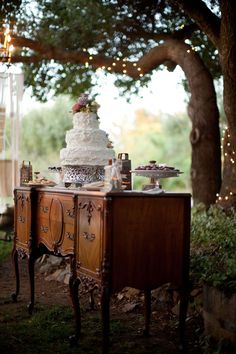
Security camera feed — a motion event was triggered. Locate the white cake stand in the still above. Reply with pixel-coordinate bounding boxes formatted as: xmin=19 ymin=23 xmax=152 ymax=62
xmin=131 ymin=169 xmax=182 ymax=192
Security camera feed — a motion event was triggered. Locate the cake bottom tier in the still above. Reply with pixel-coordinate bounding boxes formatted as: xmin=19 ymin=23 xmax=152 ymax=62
xmin=62 ymin=165 xmax=105 ymax=184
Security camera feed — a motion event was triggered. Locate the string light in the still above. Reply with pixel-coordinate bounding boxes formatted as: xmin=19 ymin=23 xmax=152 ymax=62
xmin=0 ymin=24 xmax=14 ymax=64
xmin=216 ymin=126 xmax=236 ymax=203
xmin=81 ymin=48 xmax=144 ymax=78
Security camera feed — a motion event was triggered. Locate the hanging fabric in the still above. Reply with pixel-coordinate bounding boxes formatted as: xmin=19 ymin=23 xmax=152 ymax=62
xmin=0 ymin=71 xmax=23 ymax=203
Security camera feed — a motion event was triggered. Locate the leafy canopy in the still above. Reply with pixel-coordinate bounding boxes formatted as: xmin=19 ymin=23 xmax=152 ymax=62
xmin=6 ymin=0 xmax=221 ymax=100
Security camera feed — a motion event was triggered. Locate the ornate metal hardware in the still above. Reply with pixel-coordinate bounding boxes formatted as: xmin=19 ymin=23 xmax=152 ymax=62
xmin=82 ymin=231 xmax=95 ymax=241
xmin=96 ymin=268 xmax=101 ymax=276
xmin=66 ymin=207 xmax=75 ymax=218
xmin=18 ymin=215 xmax=25 ymax=223
xmin=17 ymin=248 xmax=28 ymax=259
xmin=40 ymin=225 xmax=48 ymax=233
xmin=86 ymin=201 xmax=94 ymax=225
xmin=17 ymin=193 xmax=29 ymax=209
xmin=78 ymin=200 xmax=102 ymax=224
xmin=66 ymin=232 xmax=74 ymax=241
xmin=40 ymin=206 xmax=48 ymax=213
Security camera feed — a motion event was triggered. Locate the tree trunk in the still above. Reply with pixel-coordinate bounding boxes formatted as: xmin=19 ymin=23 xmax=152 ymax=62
xmin=217 ymin=1 xmax=236 ymax=209
xmin=140 ymin=39 xmax=221 ymax=206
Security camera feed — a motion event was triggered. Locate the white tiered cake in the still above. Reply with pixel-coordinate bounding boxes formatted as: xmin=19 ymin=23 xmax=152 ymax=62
xmin=60 ymin=94 xmax=115 ymax=183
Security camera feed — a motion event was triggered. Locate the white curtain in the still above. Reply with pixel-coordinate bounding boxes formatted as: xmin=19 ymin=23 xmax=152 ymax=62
xmin=0 ymin=71 xmax=24 ymax=200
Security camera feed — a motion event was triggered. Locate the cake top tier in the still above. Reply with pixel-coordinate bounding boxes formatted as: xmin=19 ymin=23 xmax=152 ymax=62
xmin=71 ymin=93 xmax=99 ymax=114
xmin=72 ymin=112 xmax=99 ymax=130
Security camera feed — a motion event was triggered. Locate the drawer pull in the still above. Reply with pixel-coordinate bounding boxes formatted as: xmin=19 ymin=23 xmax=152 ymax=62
xmin=82 ymin=231 xmax=95 ymax=242
xmin=18 ymin=215 xmax=25 ymax=223
xmin=40 ymin=225 xmax=49 ymax=233
xmin=66 ymin=232 xmax=74 ymax=241
xmin=66 ymin=207 xmax=75 ymax=218
xmin=40 ymin=206 xmax=49 ymax=213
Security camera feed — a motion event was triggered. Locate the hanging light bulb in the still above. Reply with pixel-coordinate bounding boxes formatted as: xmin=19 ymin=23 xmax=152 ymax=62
xmin=1 ymin=25 xmax=14 ymax=64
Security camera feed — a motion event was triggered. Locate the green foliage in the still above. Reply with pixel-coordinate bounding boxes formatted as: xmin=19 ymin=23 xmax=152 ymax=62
xmin=14 ymin=0 xmax=221 ymax=101
xmin=0 ymin=238 xmax=12 ymax=262
xmin=115 ymin=109 xmax=191 ymax=191
xmin=0 ymin=0 xmax=22 ymax=22
xmin=190 ymin=205 xmax=236 ymax=293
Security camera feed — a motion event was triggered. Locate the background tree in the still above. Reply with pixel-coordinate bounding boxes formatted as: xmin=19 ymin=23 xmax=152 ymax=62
xmin=20 ymin=96 xmax=72 ymax=171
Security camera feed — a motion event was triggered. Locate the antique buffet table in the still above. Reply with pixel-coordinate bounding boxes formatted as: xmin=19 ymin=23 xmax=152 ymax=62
xmin=13 ymin=186 xmax=191 ymax=351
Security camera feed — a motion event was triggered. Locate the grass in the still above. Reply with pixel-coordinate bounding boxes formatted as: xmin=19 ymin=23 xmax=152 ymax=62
xmin=0 ymin=232 xmax=13 ymax=262
xmin=0 ymin=300 xmax=183 ymax=354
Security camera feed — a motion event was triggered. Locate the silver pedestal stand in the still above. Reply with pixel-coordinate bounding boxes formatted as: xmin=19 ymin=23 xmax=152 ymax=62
xmin=131 ymin=169 xmax=182 ymax=192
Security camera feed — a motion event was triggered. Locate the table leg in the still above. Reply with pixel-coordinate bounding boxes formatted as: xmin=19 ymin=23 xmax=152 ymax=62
xmin=27 ymin=253 xmax=35 ymax=314
xmin=69 ymin=275 xmax=81 ymax=342
xmin=179 ymin=288 xmax=189 ymax=351
xmin=101 ymin=285 xmax=110 ymax=354
xmin=143 ymin=289 xmax=151 ymax=336
xmin=11 ymin=247 xmax=20 ymax=302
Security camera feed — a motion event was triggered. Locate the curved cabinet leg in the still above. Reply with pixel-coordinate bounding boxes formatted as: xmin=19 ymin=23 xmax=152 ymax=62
xmin=11 ymin=247 xmax=20 ymax=302
xmin=27 ymin=253 xmax=35 ymax=315
xmin=69 ymin=275 xmax=81 ymax=343
xmin=143 ymin=289 xmax=151 ymax=336
xmin=101 ymin=285 xmax=110 ymax=354
xmin=179 ymin=288 xmax=189 ymax=351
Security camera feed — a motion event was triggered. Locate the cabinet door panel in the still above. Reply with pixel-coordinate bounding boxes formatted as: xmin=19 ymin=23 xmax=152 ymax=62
xmin=14 ymin=191 xmax=32 ymax=253
xmin=61 ymin=223 xmax=74 ymax=255
xmin=111 ymin=196 xmax=190 ymax=291
xmin=36 ymin=192 xmax=75 ymax=255
xmin=77 ymin=198 xmax=103 ymax=279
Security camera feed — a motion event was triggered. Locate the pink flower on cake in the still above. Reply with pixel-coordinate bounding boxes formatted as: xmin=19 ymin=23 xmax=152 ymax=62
xmin=72 ymin=102 xmax=82 ymax=113
xmin=71 ymin=93 xmax=100 ymax=114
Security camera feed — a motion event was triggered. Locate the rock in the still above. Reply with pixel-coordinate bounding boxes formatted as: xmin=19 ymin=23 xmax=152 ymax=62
xmin=64 ymin=273 xmax=71 ymax=285
xmin=122 ymin=302 xmax=139 ymax=313
xmin=47 ymin=255 xmax=63 ymax=266
xmin=124 ymin=287 xmax=141 ymax=299
xmin=171 ymin=302 xmax=180 ymax=316
xmin=46 ymin=269 xmax=63 ymax=282
xmin=38 ymin=263 xmax=54 ymax=274
xmin=117 ymin=293 xmax=124 ymax=301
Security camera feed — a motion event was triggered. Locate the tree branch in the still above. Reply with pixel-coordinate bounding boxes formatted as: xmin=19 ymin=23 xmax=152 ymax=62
xmin=117 ymin=23 xmax=198 ymax=42
xmin=170 ymin=0 xmax=220 ymax=48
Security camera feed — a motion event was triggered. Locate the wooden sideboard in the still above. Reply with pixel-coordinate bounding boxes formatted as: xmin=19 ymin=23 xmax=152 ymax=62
xmin=13 ymin=187 xmax=191 ymax=352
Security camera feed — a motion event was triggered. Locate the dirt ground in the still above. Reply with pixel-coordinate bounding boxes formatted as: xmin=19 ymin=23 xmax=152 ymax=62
xmin=0 ymin=253 xmax=209 ymax=354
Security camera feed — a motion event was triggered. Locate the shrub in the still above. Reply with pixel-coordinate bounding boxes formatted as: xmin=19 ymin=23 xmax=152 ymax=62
xmin=190 ymin=205 xmax=236 ymax=293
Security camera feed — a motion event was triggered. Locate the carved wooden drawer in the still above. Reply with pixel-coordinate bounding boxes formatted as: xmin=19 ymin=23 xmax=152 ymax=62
xmin=14 ymin=189 xmax=33 ymax=254
xmin=36 ymin=192 xmax=75 ymax=255
xmin=76 ymin=197 xmax=104 ymax=280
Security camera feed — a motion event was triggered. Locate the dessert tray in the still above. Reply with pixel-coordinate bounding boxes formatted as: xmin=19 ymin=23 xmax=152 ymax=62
xmin=131 ymin=169 xmax=181 ymax=178
xmin=24 ymin=176 xmax=56 ymax=187
xmin=24 ymin=181 xmax=56 ymax=187
xmin=131 ymin=161 xmax=183 ymax=192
